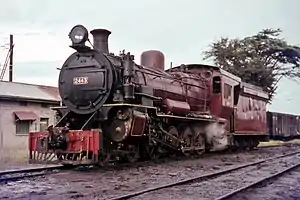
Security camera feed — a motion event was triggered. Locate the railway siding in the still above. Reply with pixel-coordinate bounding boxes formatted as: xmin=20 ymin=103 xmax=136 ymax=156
xmin=126 ymin=151 xmax=300 ymax=200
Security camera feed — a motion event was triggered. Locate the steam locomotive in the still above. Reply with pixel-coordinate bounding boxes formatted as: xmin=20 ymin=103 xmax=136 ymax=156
xmin=29 ymin=25 xmax=269 ymax=166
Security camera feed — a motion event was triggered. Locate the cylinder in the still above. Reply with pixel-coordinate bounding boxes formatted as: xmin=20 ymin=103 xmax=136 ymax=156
xmin=140 ymin=50 xmax=165 ymax=71
xmin=90 ymin=28 xmax=111 ymax=54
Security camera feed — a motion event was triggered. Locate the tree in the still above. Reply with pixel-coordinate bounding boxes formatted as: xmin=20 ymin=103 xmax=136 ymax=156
xmin=202 ymin=28 xmax=300 ymax=102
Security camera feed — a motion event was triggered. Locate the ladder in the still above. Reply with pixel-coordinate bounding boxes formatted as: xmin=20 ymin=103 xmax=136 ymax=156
xmin=0 ymin=44 xmax=14 ymax=81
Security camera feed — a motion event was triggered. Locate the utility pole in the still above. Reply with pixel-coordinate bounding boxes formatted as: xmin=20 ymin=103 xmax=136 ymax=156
xmin=9 ymin=34 xmax=13 ymax=82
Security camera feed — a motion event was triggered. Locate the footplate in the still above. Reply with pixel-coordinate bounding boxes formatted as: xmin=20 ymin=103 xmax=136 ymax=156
xmin=29 ymin=130 xmax=101 ymax=165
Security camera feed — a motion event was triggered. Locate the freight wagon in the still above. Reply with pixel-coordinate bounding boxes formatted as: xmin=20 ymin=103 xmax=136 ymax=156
xmin=267 ymin=111 xmax=300 ymax=140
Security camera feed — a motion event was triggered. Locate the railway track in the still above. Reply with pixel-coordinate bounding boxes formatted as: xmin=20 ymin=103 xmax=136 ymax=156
xmin=214 ymin=162 xmax=300 ymax=200
xmin=0 ymin=165 xmax=66 ymax=183
xmin=108 ymin=149 xmax=300 ymax=200
xmin=0 ymin=145 xmax=285 ymax=184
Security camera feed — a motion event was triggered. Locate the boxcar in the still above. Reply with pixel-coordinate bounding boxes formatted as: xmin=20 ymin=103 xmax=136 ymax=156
xmin=267 ymin=111 xmax=300 ymax=140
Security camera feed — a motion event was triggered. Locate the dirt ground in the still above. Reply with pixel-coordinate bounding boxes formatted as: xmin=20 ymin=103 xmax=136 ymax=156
xmin=0 ymin=144 xmax=300 ymax=200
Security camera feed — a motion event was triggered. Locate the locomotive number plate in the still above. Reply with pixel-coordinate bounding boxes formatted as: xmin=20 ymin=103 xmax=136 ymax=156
xmin=73 ymin=76 xmax=89 ymax=85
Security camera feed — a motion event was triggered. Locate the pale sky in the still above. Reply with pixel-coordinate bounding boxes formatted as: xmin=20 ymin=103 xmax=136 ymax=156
xmin=0 ymin=0 xmax=299 ymax=114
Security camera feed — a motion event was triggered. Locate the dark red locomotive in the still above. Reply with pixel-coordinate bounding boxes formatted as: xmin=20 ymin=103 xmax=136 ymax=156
xmin=29 ymin=25 xmax=269 ymax=166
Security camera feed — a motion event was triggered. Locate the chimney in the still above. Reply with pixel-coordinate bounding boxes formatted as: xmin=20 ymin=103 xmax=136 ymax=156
xmin=90 ymin=28 xmax=111 ymax=54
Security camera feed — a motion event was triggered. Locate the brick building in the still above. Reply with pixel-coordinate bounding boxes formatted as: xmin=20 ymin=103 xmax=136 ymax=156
xmin=0 ymin=81 xmax=61 ymax=162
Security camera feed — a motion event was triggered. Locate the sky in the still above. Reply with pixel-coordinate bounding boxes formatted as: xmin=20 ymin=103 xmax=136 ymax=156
xmin=0 ymin=0 xmax=299 ymax=113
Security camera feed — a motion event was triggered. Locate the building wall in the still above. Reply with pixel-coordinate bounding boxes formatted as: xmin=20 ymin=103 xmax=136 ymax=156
xmin=0 ymin=100 xmax=59 ymax=162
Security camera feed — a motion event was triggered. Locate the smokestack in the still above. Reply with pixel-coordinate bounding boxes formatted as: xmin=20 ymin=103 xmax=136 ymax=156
xmin=90 ymin=28 xmax=111 ymax=54
xmin=9 ymin=34 xmax=13 ymax=82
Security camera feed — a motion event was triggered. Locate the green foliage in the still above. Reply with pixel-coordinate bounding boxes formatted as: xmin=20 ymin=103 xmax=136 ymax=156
xmin=203 ymin=28 xmax=300 ymax=101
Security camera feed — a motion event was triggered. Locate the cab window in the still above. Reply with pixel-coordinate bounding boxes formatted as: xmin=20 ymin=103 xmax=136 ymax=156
xmin=224 ymin=83 xmax=232 ymax=100
xmin=213 ymin=76 xmax=221 ymax=93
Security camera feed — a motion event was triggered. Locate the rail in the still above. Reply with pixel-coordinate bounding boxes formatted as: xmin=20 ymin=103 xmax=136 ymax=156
xmin=215 ymin=162 xmax=300 ymax=199
xmin=0 ymin=165 xmax=66 ymax=183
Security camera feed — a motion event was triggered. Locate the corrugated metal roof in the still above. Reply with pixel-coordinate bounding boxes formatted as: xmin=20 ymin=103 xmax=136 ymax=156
xmin=0 ymin=81 xmax=61 ymax=102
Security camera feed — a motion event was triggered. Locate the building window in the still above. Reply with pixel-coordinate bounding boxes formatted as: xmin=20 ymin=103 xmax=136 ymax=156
xmin=40 ymin=118 xmax=49 ymax=132
xmin=224 ymin=83 xmax=232 ymax=99
xmin=16 ymin=120 xmax=30 ymax=135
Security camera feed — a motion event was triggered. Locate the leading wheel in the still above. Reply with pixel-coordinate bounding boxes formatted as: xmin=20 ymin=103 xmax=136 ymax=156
xmin=125 ymin=145 xmax=140 ymax=163
xmin=98 ymin=153 xmax=111 ymax=167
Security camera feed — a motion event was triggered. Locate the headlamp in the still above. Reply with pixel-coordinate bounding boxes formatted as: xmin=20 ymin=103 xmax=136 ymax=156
xmin=68 ymin=25 xmax=89 ymax=45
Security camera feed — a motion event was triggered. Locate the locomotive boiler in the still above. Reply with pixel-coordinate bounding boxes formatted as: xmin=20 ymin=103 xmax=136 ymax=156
xmin=28 ymin=25 xmax=269 ymax=166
